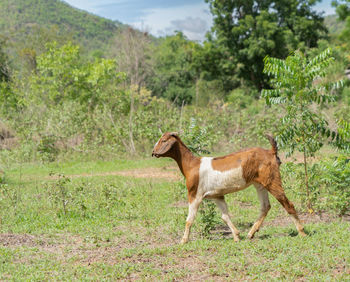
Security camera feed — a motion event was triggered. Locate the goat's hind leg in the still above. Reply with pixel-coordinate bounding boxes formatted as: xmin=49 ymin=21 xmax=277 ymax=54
xmin=213 ymin=197 xmax=240 ymax=242
xmin=248 ymin=184 xmax=271 ymax=239
xmin=267 ymin=183 xmax=306 ymax=237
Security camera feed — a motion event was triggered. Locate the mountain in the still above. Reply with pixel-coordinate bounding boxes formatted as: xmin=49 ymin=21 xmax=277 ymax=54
xmin=0 ymin=0 xmax=124 ymax=54
xmin=324 ymin=14 xmax=345 ymax=35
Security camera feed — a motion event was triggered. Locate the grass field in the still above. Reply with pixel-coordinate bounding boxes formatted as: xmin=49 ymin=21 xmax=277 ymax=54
xmin=0 ymin=158 xmax=349 ymax=280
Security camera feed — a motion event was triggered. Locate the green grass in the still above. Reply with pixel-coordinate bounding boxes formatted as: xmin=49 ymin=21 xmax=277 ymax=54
xmin=0 ymin=159 xmax=349 ymax=280
xmin=3 ymin=157 xmax=172 ymax=183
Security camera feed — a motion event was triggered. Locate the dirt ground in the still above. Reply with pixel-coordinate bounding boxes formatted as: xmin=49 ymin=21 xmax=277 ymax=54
xmin=49 ymin=166 xmax=182 ymax=181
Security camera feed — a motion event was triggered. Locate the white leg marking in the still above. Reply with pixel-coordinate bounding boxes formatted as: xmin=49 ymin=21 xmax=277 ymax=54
xmin=181 ymin=199 xmax=202 ymax=244
xmin=291 ymin=215 xmax=307 ymax=236
xmin=212 ymin=197 xmax=240 ymax=242
xmin=248 ymin=184 xmax=271 ymax=239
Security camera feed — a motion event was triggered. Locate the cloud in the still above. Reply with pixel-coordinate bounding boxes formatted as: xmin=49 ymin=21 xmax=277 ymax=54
xmin=131 ymin=2 xmax=212 ymax=41
xmin=171 ymin=17 xmax=207 ymax=34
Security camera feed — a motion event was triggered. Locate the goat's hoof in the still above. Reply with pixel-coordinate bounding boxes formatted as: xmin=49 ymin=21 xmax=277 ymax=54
xmin=299 ymin=231 xmax=307 ymax=237
xmin=180 ymin=238 xmax=188 ymax=245
xmin=247 ymin=233 xmax=255 ymax=239
xmin=233 ymin=236 xmax=240 ymax=242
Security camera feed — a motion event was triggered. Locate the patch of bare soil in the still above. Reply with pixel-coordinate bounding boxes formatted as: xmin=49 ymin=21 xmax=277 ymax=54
xmin=49 ymin=166 xmax=182 ymax=182
xmin=0 ymin=227 xmax=177 ymax=265
xmin=0 ymin=233 xmax=37 ymax=247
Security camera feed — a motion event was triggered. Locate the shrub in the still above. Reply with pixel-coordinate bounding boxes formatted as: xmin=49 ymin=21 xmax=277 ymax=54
xmin=198 ymin=200 xmax=220 ymax=238
xmin=313 ymin=156 xmax=350 ymax=215
xmin=282 ymin=155 xmax=350 ymax=215
xmin=227 ymin=88 xmax=254 ymax=108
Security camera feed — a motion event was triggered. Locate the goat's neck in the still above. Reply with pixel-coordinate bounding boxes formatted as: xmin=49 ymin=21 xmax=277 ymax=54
xmin=171 ymin=141 xmax=198 ymax=179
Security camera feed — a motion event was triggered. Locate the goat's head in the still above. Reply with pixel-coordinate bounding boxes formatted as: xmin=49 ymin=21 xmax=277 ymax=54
xmin=152 ymin=132 xmax=179 ymax=158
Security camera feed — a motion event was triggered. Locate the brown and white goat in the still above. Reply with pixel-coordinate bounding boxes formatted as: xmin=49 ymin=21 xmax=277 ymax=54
xmin=152 ymin=132 xmax=306 ymax=244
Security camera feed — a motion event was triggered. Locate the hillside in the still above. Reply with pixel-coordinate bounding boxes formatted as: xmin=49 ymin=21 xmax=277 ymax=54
xmin=0 ymin=0 xmax=124 ymax=54
xmin=324 ymin=14 xmax=345 ymax=35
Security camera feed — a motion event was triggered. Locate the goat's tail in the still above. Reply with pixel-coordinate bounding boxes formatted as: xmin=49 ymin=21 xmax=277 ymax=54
xmin=266 ymin=134 xmax=281 ymax=165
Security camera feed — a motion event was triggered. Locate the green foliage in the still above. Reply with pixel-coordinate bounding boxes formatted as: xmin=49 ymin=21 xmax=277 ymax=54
xmin=147 ymin=32 xmax=198 ymax=106
xmin=198 ymin=201 xmax=220 ymax=238
xmin=0 ymin=182 xmax=18 ymax=210
xmin=46 ymin=173 xmax=108 ymax=218
xmin=0 ymin=171 xmax=4 ymax=184
xmin=315 ymin=156 xmax=350 ymax=215
xmin=262 ymin=48 xmax=346 ymax=210
xmin=0 ymin=36 xmax=10 ymax=83
xmin=333 ymin=0 xmax=350 ymax=21
xmin=37 ymin=135 xmax=59 ymax=162
xmin=341 ymin=85 xmax=350 ymax=105
xmin=333 ymin=0 xmax=350 ymax=48
xmin=46 ymin=173 xmax=71 ymax=216
xmin=194 ymin=79 xmax=226 ymax=106
xmin=262 ymin=48 xmax=344 ymax=157
xmin=31 ymin=42 xmax=125 ymax=108
xmin=335 ymin=119 xmax=350 ymax=152
xmin=0 ymin=37 xmax=14 ymax=112
xmin=182 ymin=118 xmax=216 ymax=155
xmin=0 ymin=0 xmax=122 ymax=55
xmin=324 ymin=14 xmax=346 ymax=35
xmin=282 ymin=156 xmax=350 ymax=215
xmin=227 ymin=88 xmax=255 ymax=108
xmin=4 ymin=42 xmax=129 ymax=161
xmin=203 ymin=0 xmax=327 ymax=91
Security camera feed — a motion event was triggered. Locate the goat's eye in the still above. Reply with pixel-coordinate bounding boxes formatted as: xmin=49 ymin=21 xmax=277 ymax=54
xmin=162 ymin=140 xmax=166 ymax=143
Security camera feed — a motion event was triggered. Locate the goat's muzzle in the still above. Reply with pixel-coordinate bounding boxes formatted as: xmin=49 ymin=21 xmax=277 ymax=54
xmin=152 ymin=151 xmax=159 ymax=158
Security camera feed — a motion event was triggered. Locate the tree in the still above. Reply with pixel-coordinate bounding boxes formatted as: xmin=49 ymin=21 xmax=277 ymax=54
xmin=17 ymin=25 xmax=72 ymax=74
xmin=204 ymin=0 xmax=327 ymax=91
xmin=332 ymin=0 xmax=350 ymax=47
xmin=0 ymin=36 xmax=15 ymax=113
xmin=111 ymin=27 xmax=154 ymax=154
xmin=31 ymin=42 xmax=125 ymax=111
xmin=0 ymin=36 xmax=10 ymax=83
xmin=262 ymin=48 xmax=344 ymax=210
xmin=147 ymin=32 xmax=198 ymax=106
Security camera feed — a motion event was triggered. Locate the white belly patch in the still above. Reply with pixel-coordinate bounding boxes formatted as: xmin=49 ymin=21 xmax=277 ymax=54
xmin=198 ymin=157 xmax=246 ymax=196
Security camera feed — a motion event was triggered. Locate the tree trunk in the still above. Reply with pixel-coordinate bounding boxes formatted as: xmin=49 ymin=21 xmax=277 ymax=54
xmin=195 ymin=78 xmax=199 ymax=107
xmin=179 ymin=100 xmax=185 ymax=133
xmin=303 ymin=146 xmax=312 ymax=212
xmin=128 ymin=88 xmax=136 ymax=155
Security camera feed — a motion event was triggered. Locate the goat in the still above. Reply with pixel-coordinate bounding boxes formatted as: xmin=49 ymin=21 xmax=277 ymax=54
xmin=152 ymin=132 xmax=306 ymax=244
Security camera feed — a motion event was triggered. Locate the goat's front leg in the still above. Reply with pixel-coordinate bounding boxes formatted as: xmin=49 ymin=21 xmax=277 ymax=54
xmin=181 ymin=198 xmax=202 ymax=244
xmin=213 ymin=197 xmax=240 ymax=242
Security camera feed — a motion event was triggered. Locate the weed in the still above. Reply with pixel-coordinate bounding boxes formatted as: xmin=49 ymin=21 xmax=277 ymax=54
xmin=46 ymin=172 xmax=71 ymax=216
xmin=198 ymin=200 xmax=220 ymax=238
xmin=102 ymin=183 xmax=126 ymax=215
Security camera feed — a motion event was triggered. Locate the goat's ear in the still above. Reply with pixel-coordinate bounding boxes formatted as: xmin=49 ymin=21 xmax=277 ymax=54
xmin=170 ymin=132 xmax=178 ymax=137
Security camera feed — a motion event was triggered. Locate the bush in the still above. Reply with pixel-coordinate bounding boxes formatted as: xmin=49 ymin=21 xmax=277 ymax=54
xmin=341 ymin=86 xmax=350 ymax=105
xmin=282 ymin=155 xmax=350 ymax=215
xmin=227 ymin=88 xmax=255 ymax=109
xmin=313 ymin=156 xmax=350 ymax=215
xmin=198 ymin=200 xmax=220 ymax=238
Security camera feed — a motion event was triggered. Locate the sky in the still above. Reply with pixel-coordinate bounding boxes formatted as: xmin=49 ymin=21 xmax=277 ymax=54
xmin=64 ymin=0 xmax=335 ymax=41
